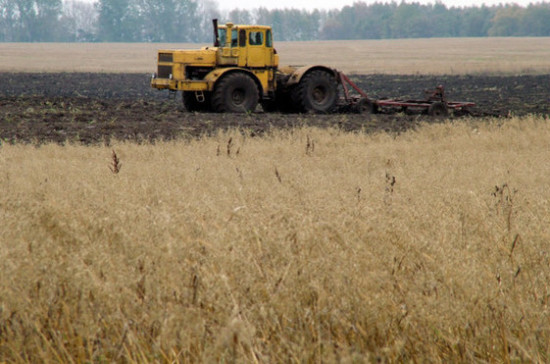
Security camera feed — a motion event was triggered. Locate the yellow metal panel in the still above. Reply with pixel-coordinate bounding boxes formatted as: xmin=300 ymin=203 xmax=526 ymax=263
xmin=251 ymin=70 xmax=270 ymax=94
xmin=179 ymin=81 xmax=210 ymax=91
xmin=152 ymin=77 xmax=211 ymax=92
xmin=247 ymin=48 xmax=265 ymax=67
xmin=284 ymin=65 xmax=338 ymax=87
xmin=173 ymin=50 xmax=216 ymax=64
xmin=237 ymin=46 xmax=247 ymax=67
xmin=173 ymin=63 xmax=184 ymax=80
xmin=218 ymin=48 xmax=239 ymax=66
xmin=151 ymin=78 xmax=171 ymax=89
xmin=203 ymin=67 xmax=273 ymax=95
xmin=204 ymin=68 xmax=235 ymax=83
xmin=246 ymin=28 xmax=267 ymax=68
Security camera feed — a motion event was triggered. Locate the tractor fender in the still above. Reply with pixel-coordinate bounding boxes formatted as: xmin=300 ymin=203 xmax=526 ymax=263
xmin=204 ymin=67 xmax=263 ymax=95
xmin=283 ymin=65 xmax=339 ymax=87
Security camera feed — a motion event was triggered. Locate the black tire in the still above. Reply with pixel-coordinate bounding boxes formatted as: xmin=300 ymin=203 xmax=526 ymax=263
xmin=183 ymin=91 xmax=211 ymax=112
xmin=292 ymin=70 xmax=338 ymax=113
xmin=212 ymin=73 xmax=259 ymax=113
xmin=353 ymin=98 xmax=378 ymax=114
xmin=428 ymin=102 xmax=449 ymax=118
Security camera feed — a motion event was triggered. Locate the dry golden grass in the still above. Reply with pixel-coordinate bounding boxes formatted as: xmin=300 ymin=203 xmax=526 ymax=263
xmin=1 ymin=117 xmax=550 ymax=362
xmin=1 ymin=37 xmax=550 ymax=74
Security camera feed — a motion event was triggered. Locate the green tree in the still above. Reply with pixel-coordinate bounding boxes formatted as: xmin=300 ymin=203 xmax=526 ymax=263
xmin=254 ymin=7 xmax=323 ymax=41
xmin=520 ymin=3 xmax=550 ymax=36
xmin=391 ymin=2 xmax=431 ymax=38
xmin=135 ymin=0 xmax=200 ymax=42
xmin=429 ymin=2 xmax=456 ymax=37
xmin=96 ymin=0 xmax=139 ymax=41
xmin=0 ymin=0 xmax=17 ymax=41
xmin=228 ymin=8 xmax=252 ymax=25
xmin=488 ymin=5 xmax=523 ymax=36
xmin=359 ymin=2 xmax=395 ymax=39
xmin=197 ymin=0 xmax=221 ymax=43
xmin=0 ymin=0 xmax=63 ymax=41
xmin=460 ymin=6 xmax=493 ymax=37
xmin=320 ymin=17 xmax=345 ymax=40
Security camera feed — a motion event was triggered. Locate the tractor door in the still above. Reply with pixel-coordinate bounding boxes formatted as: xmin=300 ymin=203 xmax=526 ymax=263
xmin=246 ymin=29 xmax=275 ymax=68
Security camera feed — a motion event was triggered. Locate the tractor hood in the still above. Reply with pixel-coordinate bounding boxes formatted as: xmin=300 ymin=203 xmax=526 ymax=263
xmin=158 ymin=48 xmax=218 ymax=66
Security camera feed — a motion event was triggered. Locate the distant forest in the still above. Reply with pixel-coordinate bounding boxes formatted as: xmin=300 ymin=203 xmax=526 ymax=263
xmin=1 ymin=0 xmax=550 ymax=42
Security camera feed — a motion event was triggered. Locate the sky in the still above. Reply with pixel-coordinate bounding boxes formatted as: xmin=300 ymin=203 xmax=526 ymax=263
xmin=217 ymin=0 xmax=355 ymax=11
xmin=215 ymin=0 xmax=536 ymax=11
xmin=79 ymin=0 xmax=538 ymax=10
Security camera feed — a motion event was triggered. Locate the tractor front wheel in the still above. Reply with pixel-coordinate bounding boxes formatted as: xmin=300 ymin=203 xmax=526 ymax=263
xmin=212 ymin=73 xmax=259 ymax=113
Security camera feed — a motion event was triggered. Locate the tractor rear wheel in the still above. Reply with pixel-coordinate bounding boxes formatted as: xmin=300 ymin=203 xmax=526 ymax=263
xmin=292 ymin=70 xmax=338 ymax=113
xmin=183 ymin=91 xmax=211 ymax=112
xmin=212 ymin=73 xmax=259 ymax=113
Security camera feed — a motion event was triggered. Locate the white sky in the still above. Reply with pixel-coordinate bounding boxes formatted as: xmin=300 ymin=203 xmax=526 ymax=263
xmin=215 ymin=0 xmax=536 ymax=11
xmin=78 ymin=0 xmax=538 ymax=10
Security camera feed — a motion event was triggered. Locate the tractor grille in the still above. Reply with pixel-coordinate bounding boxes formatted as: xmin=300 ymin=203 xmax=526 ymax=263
xmin=158 ymin=53 xmax=173 ymax=62
xmin=157 ymin=65 xmax=172 ymax=79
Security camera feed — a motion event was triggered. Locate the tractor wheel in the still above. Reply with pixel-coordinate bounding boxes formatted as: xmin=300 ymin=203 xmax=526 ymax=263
xmin=183 ymin=91 xmax=211 ymax=112
xmin=428 ymin=102 xmax=449 ymax=118
xmin=212 ymin=73 xmax=259 ymax=113
xmin=292 ymin=70 xmax=338 ymax=113
xmin=353 ymin=98 xmax=379 ymax=114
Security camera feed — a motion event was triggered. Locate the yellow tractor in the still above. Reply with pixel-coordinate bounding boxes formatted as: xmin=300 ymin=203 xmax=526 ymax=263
xmin=151 ymin=19 xmax=341 ymax=113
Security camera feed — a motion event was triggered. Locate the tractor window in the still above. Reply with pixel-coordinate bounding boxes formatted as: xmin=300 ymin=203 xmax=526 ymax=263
xmin=266 ymin=29 xmax=272 ymax=47
xmin=218 ymin=29 xmax=226 ymax=46
xmin=217 ymin=28 xmax=239 ymax=47
xmin=231 ymin=29 xmax=238 ymax=47
xmin=249 ymin=31 xmax=263 ymax=46
xmin=239 ymin=29 xmax=246 ymax=47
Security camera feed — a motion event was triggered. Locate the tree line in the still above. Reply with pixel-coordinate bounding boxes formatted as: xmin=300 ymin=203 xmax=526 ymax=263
xmin=1 ymin=0 xmax=549 ymax=42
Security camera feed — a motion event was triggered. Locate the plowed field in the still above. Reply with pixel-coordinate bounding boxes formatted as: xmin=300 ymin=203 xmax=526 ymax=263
xmin=1 ymin=72 xmax=549 ymax=144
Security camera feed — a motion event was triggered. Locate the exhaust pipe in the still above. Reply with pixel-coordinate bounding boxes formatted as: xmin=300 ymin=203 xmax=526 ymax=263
xmin=212 ymin=18 xmax=220 ymax=47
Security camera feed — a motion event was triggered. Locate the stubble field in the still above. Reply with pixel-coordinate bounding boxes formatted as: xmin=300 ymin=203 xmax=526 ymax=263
xmin=1 ymin=39 xmax=550 ymax=363
xmin=2 ymin=38 xmax=550 ymax=74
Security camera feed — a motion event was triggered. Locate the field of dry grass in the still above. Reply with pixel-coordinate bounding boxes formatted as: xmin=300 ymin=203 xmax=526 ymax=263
xmin=1 ymin=37 xmax=550 ymax=74
xmin=2 ymin=117 xmax=550 ymax=362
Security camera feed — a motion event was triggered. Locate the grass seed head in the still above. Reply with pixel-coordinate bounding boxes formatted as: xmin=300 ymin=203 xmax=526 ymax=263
xmin=109 ymin=149 xmax=121 ymax=174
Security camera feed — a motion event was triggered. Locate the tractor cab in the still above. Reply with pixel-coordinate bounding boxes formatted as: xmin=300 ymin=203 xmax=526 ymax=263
xmin=215 ymin=22 xmax=279 ymax=69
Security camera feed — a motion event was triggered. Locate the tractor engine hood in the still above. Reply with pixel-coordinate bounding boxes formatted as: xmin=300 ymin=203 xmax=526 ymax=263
xmin=163 ymin=48 xmax=217 ymax=66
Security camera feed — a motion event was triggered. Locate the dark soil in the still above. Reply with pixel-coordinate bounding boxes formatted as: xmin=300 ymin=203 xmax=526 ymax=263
xmin=0 ymin=72 xmax=548 ymax=144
